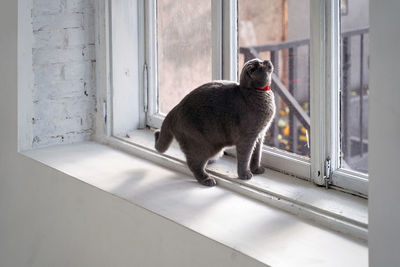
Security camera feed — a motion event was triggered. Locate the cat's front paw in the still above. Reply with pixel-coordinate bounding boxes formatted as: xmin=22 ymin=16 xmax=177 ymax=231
xmin=251 ymin=166 xmax=265 ymax=175
xmin=238 ymin=170 xmax=253 ymax=180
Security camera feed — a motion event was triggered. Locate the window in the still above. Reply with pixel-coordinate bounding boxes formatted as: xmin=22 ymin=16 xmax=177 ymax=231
xmin=105 ymin=0 xmax=368 ymax=197
xmin=340 ymin=0 xmax=369 ymax=174
xmin=238 ymin=0 xmax=311 ymax=158
xmin=309 ymin=0 xmax=368 ymax=195
xmin=157 ymin=0 xmax=212 ymax=114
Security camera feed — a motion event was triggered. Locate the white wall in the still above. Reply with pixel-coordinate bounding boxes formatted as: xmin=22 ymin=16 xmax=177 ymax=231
xmin=0 ymin=1 xmax=264 ymax=266
xmin=0 ymin=158 xmax=263 ymax=267
xmin=368 ymin=1 xmax=400 ymax=266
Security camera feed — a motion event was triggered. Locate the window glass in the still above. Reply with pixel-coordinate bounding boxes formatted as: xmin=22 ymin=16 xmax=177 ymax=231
xmin=157 ymin=0 xmax=212 ymax=114
xmin=340 ymin=0 xmax=369 ymax=174
xmin=238 ymin=0 xmax=310 ymax=157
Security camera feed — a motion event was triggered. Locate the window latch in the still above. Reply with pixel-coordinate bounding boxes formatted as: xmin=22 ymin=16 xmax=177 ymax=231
xmin=324 ymin=157 xmax=331 ymax=189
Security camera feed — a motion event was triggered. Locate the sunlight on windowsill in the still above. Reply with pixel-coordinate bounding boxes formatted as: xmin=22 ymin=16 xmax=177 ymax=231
xmin=22 ymin=139 xmax=367 ymax=266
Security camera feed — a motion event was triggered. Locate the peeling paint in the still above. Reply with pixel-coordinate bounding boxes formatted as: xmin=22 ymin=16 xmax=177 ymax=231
xmin=32 ymin=136 xmax=41 ymax=144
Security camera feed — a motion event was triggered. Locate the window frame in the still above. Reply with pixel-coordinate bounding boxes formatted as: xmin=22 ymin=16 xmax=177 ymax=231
xmin=310 ymin=0 xmax=368 ymax=195
xmin=99 ymin=0 xmax=368 ymax=197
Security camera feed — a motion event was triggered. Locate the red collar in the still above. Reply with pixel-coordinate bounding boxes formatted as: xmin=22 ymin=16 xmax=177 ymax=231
xmin=256 ymin=85 xmax=271 ymax=91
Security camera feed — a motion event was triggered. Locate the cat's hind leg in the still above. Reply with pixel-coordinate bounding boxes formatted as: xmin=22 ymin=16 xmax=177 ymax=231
xmin=186 ymin=155 xmax=216 ymax=187
xmin=179 ymin=140 xmax=217 ymax=187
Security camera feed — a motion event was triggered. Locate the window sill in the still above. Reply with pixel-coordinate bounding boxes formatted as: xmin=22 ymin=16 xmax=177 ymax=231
xmin=114 ymin=129 xmax=368 ymax=240
xmin=23 ymin=138 xmax=367 ymax=266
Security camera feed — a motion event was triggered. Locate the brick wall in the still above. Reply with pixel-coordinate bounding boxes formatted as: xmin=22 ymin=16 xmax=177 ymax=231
xmin=31 ymin=0 xmax=96 ymax=148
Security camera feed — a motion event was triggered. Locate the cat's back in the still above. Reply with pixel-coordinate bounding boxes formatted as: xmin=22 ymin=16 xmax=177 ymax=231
xmin=177 ymin=80 xmax=240 ymax=109
xmin=171 ymin=81 xmax=241 ymax=138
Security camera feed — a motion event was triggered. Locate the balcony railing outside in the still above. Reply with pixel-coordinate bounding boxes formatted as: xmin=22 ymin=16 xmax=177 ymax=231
xmin=240 ymin=27 xmax=369 ymax=170
xmin=341 ymin=27 xmax=369 ymax=168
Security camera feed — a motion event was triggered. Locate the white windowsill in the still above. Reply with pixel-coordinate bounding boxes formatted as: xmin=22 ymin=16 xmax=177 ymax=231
xmin=23 ymin=137 xmax=367 ymax=266
xmin=114 ymin=129 xmax=368 ymax=240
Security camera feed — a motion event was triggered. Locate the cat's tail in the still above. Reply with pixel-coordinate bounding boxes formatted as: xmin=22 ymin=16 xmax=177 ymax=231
xmin=154 ymin=113 xmax=174 ymax=153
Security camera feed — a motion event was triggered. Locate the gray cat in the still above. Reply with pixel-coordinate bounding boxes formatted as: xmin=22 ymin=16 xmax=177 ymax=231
xmin=154 ymin=59 xmax=275 ymax=186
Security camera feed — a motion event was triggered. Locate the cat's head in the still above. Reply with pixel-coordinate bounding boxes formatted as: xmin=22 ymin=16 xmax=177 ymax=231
xmin=239 ymin=59 xmax=273 ymax=90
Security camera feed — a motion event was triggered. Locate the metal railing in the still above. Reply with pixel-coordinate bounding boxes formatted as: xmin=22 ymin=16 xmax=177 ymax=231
xmin=341 ymin=27 xmax=369 ymax=162
xmin=240 ymin=27 xmax=369 ymax=162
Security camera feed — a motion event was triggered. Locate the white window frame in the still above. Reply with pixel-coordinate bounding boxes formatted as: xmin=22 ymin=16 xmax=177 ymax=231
xmin=310 ymin=0 xmax=368 ymax=196
xmin=96 ymin=0 xmax=368 ymax=197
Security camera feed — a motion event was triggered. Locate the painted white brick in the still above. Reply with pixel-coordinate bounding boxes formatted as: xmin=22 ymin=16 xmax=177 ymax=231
xmin=33 ymin=46 xmax=95 ymax=65
xmin=67 ymin=28 xmax=94 ymax=46
xmin=32 ymin=0 xmax=61 ymax=16
xmin=33 ymin=30 xmax=67 ymax=49
xmin=49 ymin=116 xmax=92 ymax=133
xmin=33 ymin=13 xmax=83 ymax=32
xmin=32 ymin=116 xmax=93 ymax=144
xmin=33 ymin=64 xmax=64 ymax=84
xmin=33 ymin=97 xmax=95 ymax=121
xmin=33 ymin=80 xmax=96 ymax=101
xmin=31 ymin=101 xmax=95 ymax=147
xmin=32 ymin=101 xmax=68 ymax=121
xmin=86 ymin=25 xmax=96 ymax=44
xmin=65 ymin=0 xmax=94 ymax=13
xmin=33 ymin=47 xmax=85 ymax=64
xmin=83 ymin=9 xmax=95 ymax=29
xmin=33 ymin=63 xmax=95 ymax=90
xmin=32 ymin=130 xmax=92 ymax=148
xmin=33 ymin=80 xmax=86 ymax=101
xmin=31 ymin=0 xmax=97 ymax=148
xmin=64 ymin=97 xmax=96 ymax=117
xmin=83 ymin=80 xmax=96 ymax=98
xmin=82 ymin=44 xmax=95 ymax=61
xmin=63 ymin=61 xmax=95 ymax=81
